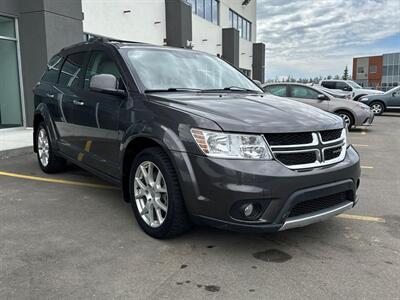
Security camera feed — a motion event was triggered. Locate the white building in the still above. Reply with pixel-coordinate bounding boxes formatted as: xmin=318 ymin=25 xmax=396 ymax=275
xmin=82 ymin=0 xmax=265 ymax=81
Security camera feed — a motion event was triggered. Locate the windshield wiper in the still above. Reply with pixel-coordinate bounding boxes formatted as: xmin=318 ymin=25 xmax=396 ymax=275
xmin=201 ymin=86 xmax=260 ymax=93
xmin=144 ymin=88 xmax=202 ymax=93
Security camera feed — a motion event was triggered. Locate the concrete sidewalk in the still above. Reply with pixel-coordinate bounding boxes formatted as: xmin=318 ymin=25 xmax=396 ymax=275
xmin=0 ymin=127 xmax=33 ymax=152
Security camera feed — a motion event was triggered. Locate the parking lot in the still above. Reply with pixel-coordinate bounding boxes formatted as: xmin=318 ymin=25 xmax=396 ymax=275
xmin=0 ymin=114 xmax=399 ymax=299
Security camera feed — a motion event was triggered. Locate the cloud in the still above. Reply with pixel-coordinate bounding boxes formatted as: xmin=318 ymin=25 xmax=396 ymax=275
xmin=257 ymin=0 xmax=400 ymax=79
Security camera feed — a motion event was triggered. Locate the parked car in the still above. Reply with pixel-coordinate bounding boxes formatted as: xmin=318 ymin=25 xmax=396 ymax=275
xmin=33 ymin=39 xmax=360 ymax=238
xmin=313 ymin=85 xmax=352 ymax=100
xmin=263 ymin=83 xmax=374 ymax=129
xmin=359 ymin=86 xmax=400 ymax=115
xmin=320 ymin=79 xmax=384 ymax=101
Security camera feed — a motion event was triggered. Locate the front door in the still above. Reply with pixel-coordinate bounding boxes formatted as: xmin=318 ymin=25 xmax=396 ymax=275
xmin=288 ymin=85 xmax=329 ymax=111
xmin=387 ymin=87 xmax=400 ymax=108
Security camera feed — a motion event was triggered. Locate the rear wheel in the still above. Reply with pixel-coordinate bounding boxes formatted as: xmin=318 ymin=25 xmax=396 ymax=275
xmin=36 ymin=123 xmax=66 ymax=173
xmin=336 ymin=111 xmax=354 ymax=129
xmin=129 ymin=147 xmax=191 ymax=238
xmin=370 ymin=101 xmax=384 ymax=115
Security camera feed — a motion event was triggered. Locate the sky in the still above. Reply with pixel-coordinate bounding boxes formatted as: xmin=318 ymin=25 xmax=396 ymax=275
xmin=256 ymin=0 xmax=400 ymax=80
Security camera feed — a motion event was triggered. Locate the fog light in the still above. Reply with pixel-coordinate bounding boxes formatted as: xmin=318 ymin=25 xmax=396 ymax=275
xmin=243 ymin=204 xmax=254 ymax=217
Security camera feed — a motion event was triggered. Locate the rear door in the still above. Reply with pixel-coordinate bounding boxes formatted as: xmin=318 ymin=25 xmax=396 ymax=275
xmin=288 ymin=85 xmax=329 ymax=111
xmin=71 ymin=49 xmax=126 ymax=177
xmin=56 ymin=52 xmax=90 ymax=157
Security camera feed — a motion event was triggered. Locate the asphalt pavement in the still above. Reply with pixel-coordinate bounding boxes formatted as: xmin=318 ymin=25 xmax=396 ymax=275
xmin=0 ymin=114 xmax=399 ymax=299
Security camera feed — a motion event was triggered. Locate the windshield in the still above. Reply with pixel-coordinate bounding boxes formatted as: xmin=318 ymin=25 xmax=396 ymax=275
xmin=122 ymin=47 xmax=262 ymax=92
xmin=347 ymin=81 xmax=362 ymax=89
xmin=385 ymin=86 xmax=400 ymax=94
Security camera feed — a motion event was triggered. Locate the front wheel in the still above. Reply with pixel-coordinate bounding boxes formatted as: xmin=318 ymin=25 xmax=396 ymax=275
xmin=370 ymin=102 xmax=384 ymax=115
xmin=337 ymin=111 xmax=354 ymax=129
xmin=129 ymin=147 xmax=191 ymax=238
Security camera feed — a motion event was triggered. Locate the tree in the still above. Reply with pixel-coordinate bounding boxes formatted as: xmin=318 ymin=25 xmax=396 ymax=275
xmin=343 ymin=65 xmax=349 ymax=80
xmin=334 ymin=74 xmax=340 ymax=80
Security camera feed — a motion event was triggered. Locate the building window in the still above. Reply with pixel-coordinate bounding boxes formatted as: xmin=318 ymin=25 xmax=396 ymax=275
xmin=357 ymin=66 xmax=364 ymax=73
xmin=369 ymin=65 xmax=377 ymax=73
xmin=229 ymin=9 xmax=252 ymax=41
xmin=0 ymin=15 xmax=23 ymax=128
xmin=190 ymin=0 xmax=219 ymax=25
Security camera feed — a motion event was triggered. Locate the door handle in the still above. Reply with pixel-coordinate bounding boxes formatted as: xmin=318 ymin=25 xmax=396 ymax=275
xmin=73 ymin=100 xmax=85 ymax=106
xmin=46 ymin=93 xmax=55 ymax=98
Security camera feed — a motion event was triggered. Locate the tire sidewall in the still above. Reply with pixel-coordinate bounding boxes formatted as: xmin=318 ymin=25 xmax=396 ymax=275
xmin=129 ymin=149 xmax=178 ymax=238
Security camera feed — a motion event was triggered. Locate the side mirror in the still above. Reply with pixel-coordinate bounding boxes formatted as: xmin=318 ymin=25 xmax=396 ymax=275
xmin=90 ymin=74 xmax=126 ymax=97
xmin=253 ymin=80 xmax=263 ymax=89
xmin=317 ymin=94 xmax=329 ymax=100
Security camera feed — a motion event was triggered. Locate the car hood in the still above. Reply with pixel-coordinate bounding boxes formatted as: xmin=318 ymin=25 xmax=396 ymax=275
xmin=147 ymin=92 xmax=343 ymax=133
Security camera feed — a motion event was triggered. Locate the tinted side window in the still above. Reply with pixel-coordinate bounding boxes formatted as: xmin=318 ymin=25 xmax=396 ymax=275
xmin=291 ymin=86 xmax=320 ymax=99
xmin=335 ymin=82 xmax=349 ymax=91
xmin=321 ymin=81 xmax=335 ymax=89
xmin=264 ymin=85 xmax=287 ymax=97
xmin=41 ymin=55 xmax=63 ymax=83
xmin=58 ymin=52 xmax=87 ymax=89
xmin=84 ymin=51 xmax=122 ymax=89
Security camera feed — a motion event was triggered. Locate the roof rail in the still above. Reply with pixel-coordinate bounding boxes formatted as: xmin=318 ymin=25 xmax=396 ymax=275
xmin=87 ymin=36 xmax=144 ymax=44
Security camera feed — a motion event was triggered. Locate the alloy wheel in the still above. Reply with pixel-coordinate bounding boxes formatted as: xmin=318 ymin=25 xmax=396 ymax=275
xmin=134 ymin=161 xmax=168 ymax=228
xmin=371 ymin=103 xmax=382 ymax=114
xmin=339 ymin=113 xmax=351 ymax=127
xmin=37 ymin=128 xmax=50 ymax=167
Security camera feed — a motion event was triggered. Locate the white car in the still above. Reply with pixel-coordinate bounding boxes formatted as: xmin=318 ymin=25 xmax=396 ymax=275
xmin=319 ymin=80 xmax=384 ymax=101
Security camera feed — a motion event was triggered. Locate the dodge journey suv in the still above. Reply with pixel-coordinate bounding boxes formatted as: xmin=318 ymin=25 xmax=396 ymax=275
xmin=33 ymin=39 xmax=360 ymax=238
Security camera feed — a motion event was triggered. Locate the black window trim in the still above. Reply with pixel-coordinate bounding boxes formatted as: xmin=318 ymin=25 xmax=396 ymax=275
xmin=58 ymin=51 xmax=90 ymax=90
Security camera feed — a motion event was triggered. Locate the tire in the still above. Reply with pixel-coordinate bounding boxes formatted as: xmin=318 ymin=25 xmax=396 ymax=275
xmin=128 ymin=147 xmax=191 ymax=239
xmin=369 ymin=101 xmax=385 ymax=116
xmin=336 ymin=110 xmax=354 ymax=129
xmin=36 ymin=122 xmax=67 ymax=173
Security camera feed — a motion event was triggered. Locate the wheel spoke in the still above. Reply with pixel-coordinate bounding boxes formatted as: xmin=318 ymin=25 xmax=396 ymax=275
xmin=140 ymin=165 xmax=148 ymax=184
xmin=135 ymin=190 xmax=145 ymax=199
xmin=148 ymin=163 xmax=154 ymax=186
xmin=155 ymin=207 xmax=163 ymax=223
xmin=148 ymin=203 xmax=155 ymax=225
xmin=135 ymin=177 xmax=147 ymax=190
xmin=154 ymin=197 xmax=167 ymax=212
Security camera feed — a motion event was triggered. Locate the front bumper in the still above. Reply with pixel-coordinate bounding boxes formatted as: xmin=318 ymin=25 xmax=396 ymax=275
xmin=171 ymin=146 xmax=360 ymax=233
xmin=355 ymin=109 xmax=374 ymax=126
xmin=362 ymin=110 xmax=374 ymax=126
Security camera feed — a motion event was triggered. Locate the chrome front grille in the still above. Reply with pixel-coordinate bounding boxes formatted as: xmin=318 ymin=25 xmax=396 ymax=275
xmin=264 ymin=129 xmax=347 ymax=170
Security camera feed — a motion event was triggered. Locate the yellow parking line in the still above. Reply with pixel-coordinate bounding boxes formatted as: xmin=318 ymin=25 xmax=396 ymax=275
xmin=361 ymin=166 xmax=374 ymax=169
xmin=0 ymin=171 xmax=118 ymax=190
xmin=336 ymin=214 xmax=385 ymax=223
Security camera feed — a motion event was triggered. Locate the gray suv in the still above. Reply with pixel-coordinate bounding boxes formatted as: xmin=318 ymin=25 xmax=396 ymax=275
xmin=33 ymin=39 xmax=360 ymax=238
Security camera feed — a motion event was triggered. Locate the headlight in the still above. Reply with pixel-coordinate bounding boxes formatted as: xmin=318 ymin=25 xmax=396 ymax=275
xmin=191 ymin=128 xmax=273 ymax=160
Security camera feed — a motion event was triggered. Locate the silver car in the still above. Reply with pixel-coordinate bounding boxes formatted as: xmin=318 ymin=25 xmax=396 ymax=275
xmin=263 ymin=83 xmax=374 ymax=129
